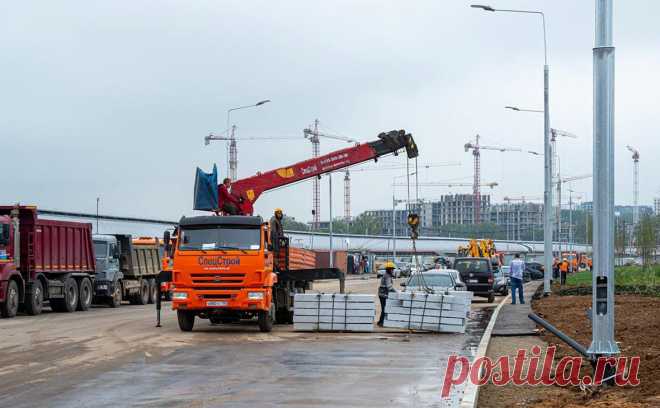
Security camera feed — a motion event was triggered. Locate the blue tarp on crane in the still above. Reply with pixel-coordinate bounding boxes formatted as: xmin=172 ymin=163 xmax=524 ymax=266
xmin=193 ymin=164 xmax=218 ymax=211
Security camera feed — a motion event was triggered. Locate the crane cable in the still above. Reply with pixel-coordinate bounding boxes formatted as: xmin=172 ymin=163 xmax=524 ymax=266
xmin=406 ymin=156 xmax=431 ymax=293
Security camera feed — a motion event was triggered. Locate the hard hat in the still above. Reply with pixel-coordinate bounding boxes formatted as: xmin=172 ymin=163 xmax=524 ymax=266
xmin=563 ymin=257 xmax=568 ymax=261
xmin=384 ymin=261 xmax=396 ymax=270
xmin=274 ymin=208 xmax=283 ymax=213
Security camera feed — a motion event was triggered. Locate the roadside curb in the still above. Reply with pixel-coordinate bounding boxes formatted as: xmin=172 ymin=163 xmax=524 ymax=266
xmin=459 ymin=290 xmax=511 ymax=408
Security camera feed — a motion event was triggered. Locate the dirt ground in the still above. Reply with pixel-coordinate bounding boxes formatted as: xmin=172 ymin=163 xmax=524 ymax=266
xmin=479 ymin=294 xmax=660 ymax=408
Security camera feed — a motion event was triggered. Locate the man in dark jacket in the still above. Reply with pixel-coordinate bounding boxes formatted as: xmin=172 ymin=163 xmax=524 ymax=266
xmin=269 ymin=208 xmax=284 ymax=252
xmin=377 ymin=262 xmax=396 ymax=326
xmin=219 ymin=178 xmax=241 ymax=215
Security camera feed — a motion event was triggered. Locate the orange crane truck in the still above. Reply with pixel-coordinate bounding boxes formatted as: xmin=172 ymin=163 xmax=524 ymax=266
xmin=159 ymin=130 xmax=418 ymax=332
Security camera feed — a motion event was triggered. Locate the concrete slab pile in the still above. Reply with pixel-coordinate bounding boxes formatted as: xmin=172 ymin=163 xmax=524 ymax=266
xmin=293 ymin=293 xmax=376 ymax=332
xmin=383 ymin=291 xmax=472 ymax=333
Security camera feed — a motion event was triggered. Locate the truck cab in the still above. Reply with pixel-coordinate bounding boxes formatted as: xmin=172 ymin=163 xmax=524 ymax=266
xmin=169 ymin=215 xmax=275 ymax=332
xmin=92 ymin=235 xmax=123 ymax=307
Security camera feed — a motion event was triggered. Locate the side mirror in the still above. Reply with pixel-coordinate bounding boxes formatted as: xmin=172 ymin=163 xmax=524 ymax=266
xmin=163 ymin=230 xmax=171 ymax=253
xmin=113 ymin=245 xmax=121 ymax=258
xmin=263 ymin=230 xmax=269 ymax=247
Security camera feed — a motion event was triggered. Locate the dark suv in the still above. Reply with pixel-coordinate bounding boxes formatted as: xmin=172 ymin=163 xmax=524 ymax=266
xmin=453 ymin=257 xmax=495 ymax=302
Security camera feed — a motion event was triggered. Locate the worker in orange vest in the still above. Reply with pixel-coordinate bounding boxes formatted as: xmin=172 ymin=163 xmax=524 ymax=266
xmin=560 ymin=258 xmax=569 ymax=285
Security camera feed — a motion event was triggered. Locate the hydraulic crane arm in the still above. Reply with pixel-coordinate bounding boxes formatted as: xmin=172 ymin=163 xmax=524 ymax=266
xmin=226 ymin=130 xmax=417 ymax=215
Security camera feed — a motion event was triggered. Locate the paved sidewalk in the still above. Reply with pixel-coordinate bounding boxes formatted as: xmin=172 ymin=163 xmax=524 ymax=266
xmin=491 ymin=281 xmax=542 ymax=337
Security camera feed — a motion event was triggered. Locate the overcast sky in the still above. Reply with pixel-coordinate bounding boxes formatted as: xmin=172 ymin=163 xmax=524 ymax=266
xmin=2 ymin=1 xmax=659 ymax=223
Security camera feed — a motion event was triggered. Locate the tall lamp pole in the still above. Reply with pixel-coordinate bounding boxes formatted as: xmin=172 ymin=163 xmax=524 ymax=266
xmin=226 ymin=99 xmax=271 ymax=179
xmin=589 ymin=0 xmax=618 ymax=358
xmin=472 ymin=4 xmax=552 ymax=294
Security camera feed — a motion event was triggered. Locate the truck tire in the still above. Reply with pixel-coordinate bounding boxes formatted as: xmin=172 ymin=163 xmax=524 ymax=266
xmin=148 ymin=278 xmax=157 ymax=304
xmin=258 ymin=310 xmax=273 ymax=333
xmin=108 ymin=281 xmax=122 ymax=308
xmin=1 ymin=280 xmax=19 ymax=318
xmin=51 ymin=277 xmax=78 ymax=313
xmin=25 ymin=280 xmax=44 ymax=316
xmin=138 ymin=280 xmax=149 ymax=305
xmin=177 ymin=310 xmax=195 ymax=332
xmin=77 ymin=278 xmax=93 ymax=311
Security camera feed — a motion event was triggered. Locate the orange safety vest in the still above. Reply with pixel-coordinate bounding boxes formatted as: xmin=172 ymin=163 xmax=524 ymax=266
xmin=560 ymin=261 xmax=569 ymax=273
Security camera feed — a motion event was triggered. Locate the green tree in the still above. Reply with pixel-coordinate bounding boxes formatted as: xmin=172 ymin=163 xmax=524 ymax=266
xmin=636 ymin=215 xmax=657 ymax=266
xmin=281 ymin=215 xmax=309 ymax=232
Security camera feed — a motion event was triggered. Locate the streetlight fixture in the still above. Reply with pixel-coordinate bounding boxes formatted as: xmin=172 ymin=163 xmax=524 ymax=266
xmin=505 ymin=106 xmax=544 ymax=113
xmin=471 ymin=3 xmax=552 ymax=295
xmin=225 ymin=99 xmax=272 ymax=179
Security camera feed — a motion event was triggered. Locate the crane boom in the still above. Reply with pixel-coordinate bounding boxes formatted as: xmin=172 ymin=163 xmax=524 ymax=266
xmin=223 ymin=130 xmax=417 ymax=215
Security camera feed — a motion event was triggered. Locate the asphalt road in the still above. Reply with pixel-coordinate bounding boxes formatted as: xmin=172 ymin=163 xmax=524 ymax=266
xmin=0 ymin=277 xmax=496 ymax=408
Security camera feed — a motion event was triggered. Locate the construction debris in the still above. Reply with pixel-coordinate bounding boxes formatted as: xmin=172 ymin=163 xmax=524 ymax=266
xmin=383 ymin=291 xmax=472 ymax=333
xmin=293 ymin=293 xmax=376 ymax=332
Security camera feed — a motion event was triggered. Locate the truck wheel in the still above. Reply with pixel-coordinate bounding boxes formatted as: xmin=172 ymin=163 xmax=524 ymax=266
xmin=258 ymin=310 xmax=273 ymax=333
xmin=77 ymin=278 xmax=93 ymax=311
xmin=177 ymin=310 xmax=195 ymax=331
xmin=138 ymin=280 xmax=149 ymax=305
xmin=148 ymin=278 xmax=157 ymax=304
xmin=1 ymin=280 xmax=19 ymax=318
xmin=52 ymin=277 xmax=78 ymax=313
xmin=108 ymin=281 xmax=122 ymax=308
xmin=25 ymin=280 xmax=44 ymax=316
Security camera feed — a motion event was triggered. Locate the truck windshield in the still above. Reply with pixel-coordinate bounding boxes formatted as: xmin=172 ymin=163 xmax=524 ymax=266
xmin=179 ymin=226 xmax=260 ymax=251
xmin=454 ymin=259 xmax=489 ymax=274
xmin=93 ymin=241 xmax=108 ymax=258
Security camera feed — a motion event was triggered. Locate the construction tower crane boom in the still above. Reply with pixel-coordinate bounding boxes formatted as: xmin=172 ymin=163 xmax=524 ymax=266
xmin=465 ymin=134 xmax=538 ymax=223
xmin=393 ymin=182 xmax=498 ymax=188
xmin=303 ymin=120 xmax=358 ymax=226
xmin=350 ymin=162 xmax=461 ymax=172
xmin=626 ymin=145 xmax=640 ymax=226
xmin=209 ymin=130 xmax=418 ymax=215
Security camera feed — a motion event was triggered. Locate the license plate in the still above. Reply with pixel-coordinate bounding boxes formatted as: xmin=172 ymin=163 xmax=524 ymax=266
xmin=468 ymin=279 xmax=478 ymax=283
xmin=206 ymin=301 xmax=228 ymax=307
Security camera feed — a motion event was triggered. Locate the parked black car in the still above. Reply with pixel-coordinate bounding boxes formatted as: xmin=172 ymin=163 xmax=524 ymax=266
xmin=453 ymin=257 xmax=495 ymax=303
xmin=525 ymin=261 xmax=545 ymax=280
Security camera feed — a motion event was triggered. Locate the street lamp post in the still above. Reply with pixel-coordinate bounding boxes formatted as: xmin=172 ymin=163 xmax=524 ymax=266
xmin=226 ymin=99 xmax=271 ymax=179
xmin=589 ymin=0 xmax=618 ymax=358
xmin=472 ymin=4 xmax=552 ymax=294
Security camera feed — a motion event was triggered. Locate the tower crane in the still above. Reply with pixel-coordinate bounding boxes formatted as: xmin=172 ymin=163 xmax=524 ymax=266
xmin=303 ymin=120 xmax=357 ymax=225
xmin=464 ymin=134 xmax=539 ymax=223
xmin=550 ymin=128 xmax=578 ymax=230
xmin=555 ymin=173 xmax=592 ymax=251
xmin=626 ymin=145 xmax=640 ymax=226
xmin=204 ymin=128 xmax=299 ymax=179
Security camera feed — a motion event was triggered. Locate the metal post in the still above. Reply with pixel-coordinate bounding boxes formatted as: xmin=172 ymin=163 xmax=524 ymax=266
xmin=543 ymin=63 xmax=553 ymax=294
xmin=392 ymin=194 xmax=397 ymax=260
xmin=96 ymin=197 xmax=100 ymax=233
xmin=569 ymin=190 xmax=573 ymax=273
xmin=588 ymin=0 xmax=618 ymax=357
xmin=329 ymin=172 xmax=334 ymax=268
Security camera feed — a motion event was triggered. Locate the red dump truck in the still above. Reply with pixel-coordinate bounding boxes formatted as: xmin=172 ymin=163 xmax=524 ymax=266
xmin=0 ymin=205 xmax=96 ymax=317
